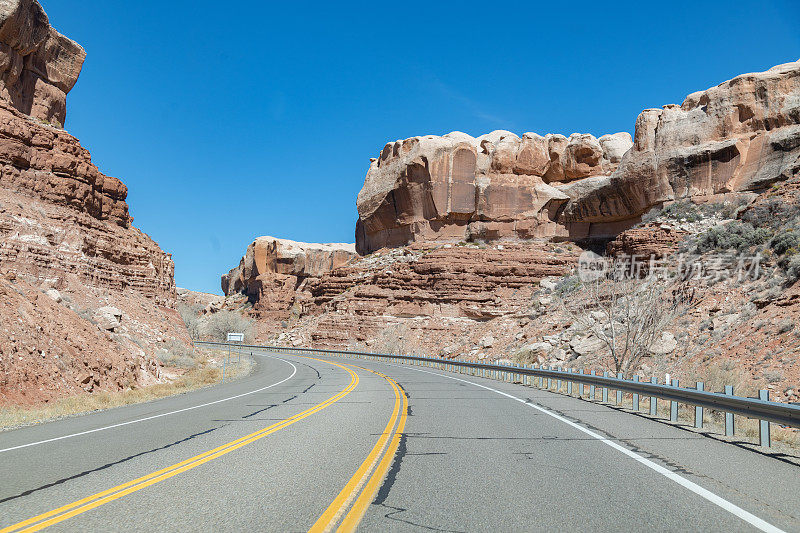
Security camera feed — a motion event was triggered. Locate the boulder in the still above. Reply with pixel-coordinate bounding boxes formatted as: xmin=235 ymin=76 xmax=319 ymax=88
xmin=570 ymin=335 xmax=606 ymax=356
xmin=45 ymin=288 xmax=60 ymax=302
xmin=93 ymin=306 xmax=122 ymax=332
xmin=649 ymin=331 xmax=678 ymax=355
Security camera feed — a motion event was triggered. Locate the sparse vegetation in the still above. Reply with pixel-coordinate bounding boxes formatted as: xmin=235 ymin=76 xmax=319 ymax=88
xmin=156 ymin=340 xmax=198 ymax=369
xmin=692 ymin=221 xmax=770 ymax=254
xmin=559 ymin=261 xmax=697 ymax=377
xmin=203 ymin=310 xmax=254 ymax=342
xmin=178 ymin=304 xmax=203 ymax=339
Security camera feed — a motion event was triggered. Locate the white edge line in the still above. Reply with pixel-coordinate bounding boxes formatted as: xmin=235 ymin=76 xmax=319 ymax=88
xmin=0 ymin=352 xmax=297 ymax=454
xmin=364 ymin=359 xmax=785 ymax=533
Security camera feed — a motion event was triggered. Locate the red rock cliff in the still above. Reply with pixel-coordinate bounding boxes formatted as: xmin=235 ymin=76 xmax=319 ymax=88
xmin=0 ymin=0 xmax=174 ymax=303
xmin=355 ymin=60 xmax=800 ymax=252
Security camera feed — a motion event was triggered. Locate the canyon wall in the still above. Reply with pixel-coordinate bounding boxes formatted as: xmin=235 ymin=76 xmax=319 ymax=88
xmin=0 ymin=1 xmax=179 ymax=405
xmin=562 ymin=59 xmax=800 ymax=238
xmin=0 ymin=1 xmax=174 ymax=303
xmin=356 ymin=60 xmax=800 ymax=253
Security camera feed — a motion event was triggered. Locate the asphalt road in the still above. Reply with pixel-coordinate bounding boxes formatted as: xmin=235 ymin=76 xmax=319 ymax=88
xmin=1 ymin=349 xmax=798 ymax=532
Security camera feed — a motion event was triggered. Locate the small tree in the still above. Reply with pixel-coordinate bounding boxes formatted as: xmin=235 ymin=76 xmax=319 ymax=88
xmin=561 ymin=258 xmax=696 ymax=377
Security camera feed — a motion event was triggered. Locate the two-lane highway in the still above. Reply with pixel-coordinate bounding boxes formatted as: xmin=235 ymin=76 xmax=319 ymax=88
xmin=1 ymin=349 xmax=798 ymax=532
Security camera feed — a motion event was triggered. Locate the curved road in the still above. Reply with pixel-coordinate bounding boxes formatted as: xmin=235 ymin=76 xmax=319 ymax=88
xmin=1 ymin=350 xmax=798 ymax=532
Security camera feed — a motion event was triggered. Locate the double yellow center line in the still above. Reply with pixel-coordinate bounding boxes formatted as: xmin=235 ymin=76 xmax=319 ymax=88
xmin=309 ymin=367 xmax=408 ymax=532
xmin=2 ymin=358 xmax=359 ymax=533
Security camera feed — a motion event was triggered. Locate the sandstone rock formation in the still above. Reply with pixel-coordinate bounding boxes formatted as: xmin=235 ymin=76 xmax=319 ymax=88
xmin=0 ymin=1 xmax=179 ymax=406
xmin=355 ymin=130 xmax=632 ymax=254
xmin=560 ymin=60 xmax=800 ymax=237
xmin=222 ymin=236 xmax=357 ymax=319
xmin=356 ymin=60 xmax=800 ymax=252
xmin=0 ymin=0 xmax=85 ymax=126
xmin=606 ymin=224 xmax=688 ymax=261
xmin=0 ymin=1 xmax=174 ymax=303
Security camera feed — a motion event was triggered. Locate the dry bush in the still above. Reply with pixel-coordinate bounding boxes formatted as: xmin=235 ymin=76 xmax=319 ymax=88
xmin=178 ymin=304 xmax=203 ymax=340
xmin=202 ymin=310 xmax=254 ymax=342
xmin=561 ymin=261 xmax=697 ymax=377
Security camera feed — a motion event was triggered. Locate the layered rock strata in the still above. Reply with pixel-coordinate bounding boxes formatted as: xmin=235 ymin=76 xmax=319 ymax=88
xmin=0 ymin=1 xmax=175 ymax=303
xmin=302 ymin=242 xmax=581 ymax=346
xmin=221 ymin=236 xmax=357 ymax=319
xmin=0 ymin=1 xmax=178 ymax=405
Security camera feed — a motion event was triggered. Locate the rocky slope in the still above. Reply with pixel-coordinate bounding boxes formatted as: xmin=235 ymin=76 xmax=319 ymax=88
xmin=0 ymin=1 xmax=180 ymax=406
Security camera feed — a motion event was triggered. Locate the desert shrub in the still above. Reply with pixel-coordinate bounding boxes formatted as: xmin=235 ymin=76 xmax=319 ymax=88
xmin=203 ymin=311 xmax=254 ymax=342
xmin=647 ymin=199 xmax=747 ymax=225
xmin=156 ymin=339 xmax=197 ymax=368
xmin=685 ymin=360 xmax=764 ymax=396
xmin=741 ymin=197 xmax=800 ymax=229
xmin=156 ymin=350 xmax=196 ymax=369
xmin=178 ymin=304 xmax=203 ymax=339
xmin=776 ymin=319 xmax=795 ymax=334
xmin=786 ymin=255 xmax=800 ymax=284
xmin=769 ymin=229 xmax=800 ymax=256
xmin=693 ymin=221 xmax=770 ymax=253
xmin=553 ymin=275 xmax=581 ymax=295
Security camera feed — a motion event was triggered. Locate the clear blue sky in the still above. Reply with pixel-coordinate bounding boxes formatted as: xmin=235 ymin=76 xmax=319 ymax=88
xmin=42 ymin=0 xmax=799 ymax=294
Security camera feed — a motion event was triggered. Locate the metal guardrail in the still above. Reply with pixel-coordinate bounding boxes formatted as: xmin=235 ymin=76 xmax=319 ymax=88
xmin=195 ymin=341 xmax=800 ymax=447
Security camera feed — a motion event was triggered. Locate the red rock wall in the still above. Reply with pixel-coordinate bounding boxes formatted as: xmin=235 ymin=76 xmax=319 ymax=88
xmin=0 ymin=0 xmax=86 ymax=126
xmin=355 ymin=60 xmax=800 ymax=252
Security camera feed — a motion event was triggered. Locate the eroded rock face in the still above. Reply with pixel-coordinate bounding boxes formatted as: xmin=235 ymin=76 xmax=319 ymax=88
xmin=561 ymin=60 xmax=800 ymax=238
xmin=355 ymin=130 xmax=632 ymax=254
xmin=356 ymin=60 xmax=800 ymax=251
xmin=0 ymin=2 xmax=174 ymax=303
xmin=0 ymin=0 xmax=85 ymax=126
xmin=0 ymin=1 xmax=178 ymax=406
xmin=221 ymin=236 xmax=357 ymax=320
xmin=0 ymin=100 xmax=131 ymax=227
xmin=606 ymin=224 xmax=688 ymax=261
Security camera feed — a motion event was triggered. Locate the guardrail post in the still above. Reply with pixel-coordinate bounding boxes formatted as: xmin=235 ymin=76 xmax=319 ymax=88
xmin=602 ymin=371 xmax=609 ymax=403
xmin=759 ymin=390 xmax=771 ymax=447
xmin=670 ymin=379 xmax=679 ymax=422
xmin=546 ymin=368 xmax=552 ymax=390
xmin=633 ymin=376 xmax=639 ymax=411
xmin=590 ymin=371 xmax=596 ymax=400
xmin=567 ymin=369 xmax=573 ymax=395
xmin=694 ymin=382 xmax=704 ymax=428
xmin=557 ymin=369 xmax=562 ymax=393
xmin=616 ymin=372 xmax=623 ymax=404
xmin=725 ymin=385 xmax=734 ymax=437
xmin=650 ymin=377 xmax=657 ymax=416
